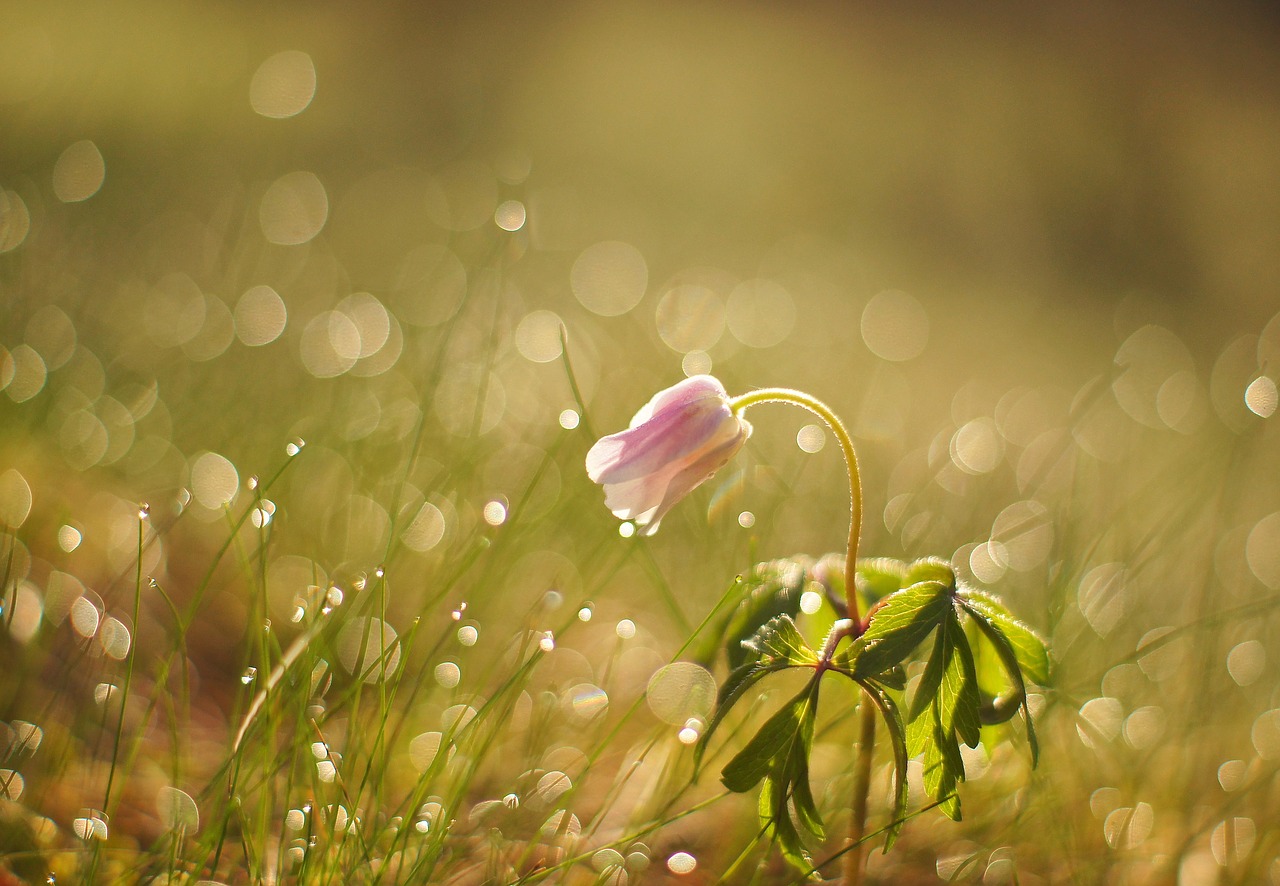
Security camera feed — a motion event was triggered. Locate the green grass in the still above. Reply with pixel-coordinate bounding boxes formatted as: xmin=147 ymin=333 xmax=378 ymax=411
xmin=3 ymin=5 xmax=1280 ymax=881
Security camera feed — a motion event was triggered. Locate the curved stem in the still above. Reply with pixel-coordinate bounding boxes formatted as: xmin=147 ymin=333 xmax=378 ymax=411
xmin=729 ymin=387 xmax=863 ymax=627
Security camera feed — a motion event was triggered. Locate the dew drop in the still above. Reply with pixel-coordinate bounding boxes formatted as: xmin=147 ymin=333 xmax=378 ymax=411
xmin=558 ymin=409 xmax=580 ymax=430
xmin=796 ymin=423 xmax=825 ymax=453
xmin=494 ymin=199 xmax=526 ymax=232
xmin=241 ymin=667 xmax=258 ymax=685
xmin=434 ymin=661 xmax=461 ymax=689
xmin=799 ymin=590 xmax=823 ymax=614
xmin=618 ymin=521 xmax=636 ymax=538
xmin=1245 ymin=376 xmax=1277 ymax=418
xmin=483 ymin=500 xmax=507 ymax=526
xmin=615 ymin=619 xmax=636 ymax=640
xmin=138 ymin=502 xmax=150 ymax=520
xmin=1218 ymin=759 xmax=1247 ymax=791
xmin=667 ymin=851 xmax=697 ymax=874
xmin=538 ymin=632 xmax=555 ymax=653
xmin=0 ymin=770 xmax=24 ymax=800
xmin=58 ymin=524 xmax=82 ymax=552
xmin=577 ymin=604 xmax=593 ymax=622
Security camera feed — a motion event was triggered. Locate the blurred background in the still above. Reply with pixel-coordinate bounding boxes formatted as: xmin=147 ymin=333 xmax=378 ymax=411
xmin=2 ymin=1 xmax=1280 ymax=883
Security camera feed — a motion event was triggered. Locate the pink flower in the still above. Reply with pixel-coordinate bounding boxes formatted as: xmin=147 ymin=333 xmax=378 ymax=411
xmin=585 ymin=375 xmax=751 ymax=535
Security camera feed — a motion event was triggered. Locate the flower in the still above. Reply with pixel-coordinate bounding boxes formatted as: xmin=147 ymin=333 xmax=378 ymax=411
xmin=585 ymin=375 xmax=751 ymax=535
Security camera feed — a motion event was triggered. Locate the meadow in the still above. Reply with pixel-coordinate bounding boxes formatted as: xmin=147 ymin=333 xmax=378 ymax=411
xmin=2 ymin=3 xmax=1280 ymax=883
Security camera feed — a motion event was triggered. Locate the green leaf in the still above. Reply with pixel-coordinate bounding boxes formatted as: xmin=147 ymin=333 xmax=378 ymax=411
xmin=735 ymin=679 xmax=825 ymax=880
xmin=909 ymin=612 xmax=981 ymax=746
xmin=695 ymin=659 xmax=789 ymax=772
xmin=743 ymin=614 xmax=819 ymax=666
xmin=722 ymin=558 xmax=808 ymax=669
xmin=788 ymin=701 xmax=824 ymax=840
xmin=959 ymin=597 xmax=1042 ymax=765
xmin=943 ymin=618 xmax=982 ymax=749
xmin=904 ymin=556 xmax=956 ymax=588
xmin=959 ymin=589 xmax=1049 ymax=685
xmin=920 ymin=707 xmax=963 ymax=821
xmin=852 ymin=581 xmax=953 ymax=678
xmin=908 ymin=625 xmax=949 ymax=724
xmin=721 ymin=686 xmax=809 ymax=792
xmin=861 ymin=681 xmax=909 ymax=850
xmin=854 ymin=557 xmax=907 ymax=603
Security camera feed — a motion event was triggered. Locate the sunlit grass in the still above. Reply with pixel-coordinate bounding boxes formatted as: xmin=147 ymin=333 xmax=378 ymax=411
xmin=3 ymin=4 xmax=1280 ymax=882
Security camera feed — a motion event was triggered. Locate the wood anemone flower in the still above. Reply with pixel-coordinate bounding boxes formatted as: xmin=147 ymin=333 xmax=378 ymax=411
xmin=585 ymin=375 xmax=751 ymax=535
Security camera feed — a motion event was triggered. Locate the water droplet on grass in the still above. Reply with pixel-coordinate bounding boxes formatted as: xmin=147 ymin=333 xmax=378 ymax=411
xmin=434 ymin=662 xmax=461 ymax=689
xmin=156 ymin=786 xmax=199 ymax=833
xmin=241 ymin=667 xmax=258 ymax=685
xmin=666 ymin=851 xmax=697 ymax=874
xmin=0 ymin=770 xmax=24 ymax=800
xmin=566 ymin=684 xmax=608 ymax=721
xmin=1217 ymin=759 xmax=1246 ymax=791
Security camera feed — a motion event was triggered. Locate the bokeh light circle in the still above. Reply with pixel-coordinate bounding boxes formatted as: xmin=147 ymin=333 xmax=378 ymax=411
xmin=861 ymin=290 xmax=928 ymax=362
xmin=53 ymin=140 xmax=105 ymax=203
xmin=571 ymin=241 xmax=648 ymax=317
xmin=249 ymin=50 xmax=316 ymax=119
xmin=260 ymin=171 xmax=328 ymax=245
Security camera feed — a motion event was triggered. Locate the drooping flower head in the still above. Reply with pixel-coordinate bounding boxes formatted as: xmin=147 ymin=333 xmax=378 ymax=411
xmin=585 ymin=375 xmax=751 ymax=535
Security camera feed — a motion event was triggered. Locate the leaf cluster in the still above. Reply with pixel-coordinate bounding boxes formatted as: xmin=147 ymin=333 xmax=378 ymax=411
xmin=697 ymin=556 xmax=1050 ymax=876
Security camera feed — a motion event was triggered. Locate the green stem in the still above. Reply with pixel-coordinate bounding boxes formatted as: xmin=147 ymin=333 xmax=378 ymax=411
xmin=730 ymin=387 xmax=872 ymax=886
xmin=845 ymin=691 xmax=877 ymax=886
xmin=729 ymin=388 xmax=863 ymax=626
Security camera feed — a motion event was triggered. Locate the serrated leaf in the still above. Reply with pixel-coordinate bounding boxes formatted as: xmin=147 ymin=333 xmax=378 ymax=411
xmin=959 ymin=590 xmax=1049 ymax=685
xmin=695 ymin=659 xmax=788 ymax=772
xmin=920 ymin=708 xmax=963 ymax=821
xmin=721 ymin=681 xmax=808 ymax=793
xmin=906 ymin=699 xmax=930 ymax=757
xmin=909 ymin=614 xmax=980 ymax=748
xmin=743 ymin=680 xmax=824 ymax=880
xmin=721 ymin=692 xmax=806 ymax=792
xmin=861 ymin=682 xmax=909 ymax=850
xmin=960 ymin=599 xmax=1041 ymax=766
xmin=744 ymin=614 xmax=819 ymax=666
xmin=904 ymin=556 xmax=956 ymax=588
xmin=908 ymin=627 xmax=949 ymax=724
xmin=852 ymin=581 xmax=953 ymax=678
xmin=788 ymin=702 xmax=824 ymax=840
xmin=944 ymin=618 xmax=982 ymax=749
xmin=770 ymin=794 xmax=815 ymax=879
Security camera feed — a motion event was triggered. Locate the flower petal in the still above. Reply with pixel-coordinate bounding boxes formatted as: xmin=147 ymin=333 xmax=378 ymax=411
xmin=629 ymin=375 xmax=729 ymax=428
